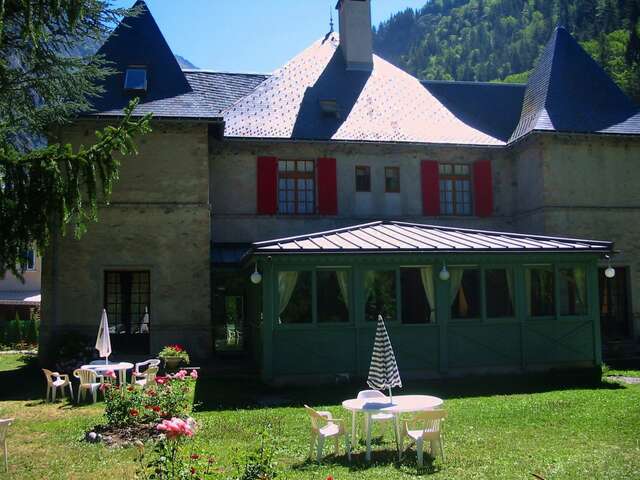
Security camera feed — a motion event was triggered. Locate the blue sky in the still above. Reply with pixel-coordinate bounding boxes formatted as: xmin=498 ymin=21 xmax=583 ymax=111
xmin=112 ymin=1 xmax=426 ymax=72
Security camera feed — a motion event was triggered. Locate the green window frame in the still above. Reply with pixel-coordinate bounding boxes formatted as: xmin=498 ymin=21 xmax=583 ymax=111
xmin=524 ymin=263 xmax=590 ymax=320
xmin=275 ymin=267 xmax=353 ymax=327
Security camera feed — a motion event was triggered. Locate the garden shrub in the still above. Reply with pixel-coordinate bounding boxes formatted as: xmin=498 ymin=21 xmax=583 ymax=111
xmin=4 ymin=315 xmax=22 ymax=345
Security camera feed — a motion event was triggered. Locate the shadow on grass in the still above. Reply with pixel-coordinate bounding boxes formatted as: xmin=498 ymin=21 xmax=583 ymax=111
xmin=291 ymin=448 xmax=441 ymax=476
xmin=193 ymin=367 xmax=624 ymax=413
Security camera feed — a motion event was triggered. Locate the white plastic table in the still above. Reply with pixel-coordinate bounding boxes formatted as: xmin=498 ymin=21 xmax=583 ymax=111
xmin=342 ymin=395 xmax=444 ymax=462
xmin=80 ymin=362 xmax=134 ymax=386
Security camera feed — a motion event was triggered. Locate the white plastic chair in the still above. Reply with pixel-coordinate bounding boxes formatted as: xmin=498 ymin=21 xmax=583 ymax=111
xmin=304 ymin=405 xmax=351 ymax=463
xmin=42 ymin=369 xmax=74 ymax=402
xmin=401 ymin=410 xmax=447 ymax=466
xmin=0 ymin=418 xmax=14 ymax=472
xmin=134 ymin=365 xmax=159 ymax=387
xmin=73 ymin=369 xmax=103 ymax=404
xmin=133 ymin=359 xmax=161 ymax=377
xmin=357 ymin=389 xmax=395 ymax=434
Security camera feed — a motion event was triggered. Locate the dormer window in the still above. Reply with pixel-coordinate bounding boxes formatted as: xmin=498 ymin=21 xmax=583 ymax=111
xmin=124 ymin=67 xmax=147 ymax=93
xmin=319 ymin=99 xmax=340 ymax=119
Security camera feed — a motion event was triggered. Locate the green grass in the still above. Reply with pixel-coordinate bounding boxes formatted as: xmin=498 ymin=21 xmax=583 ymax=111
xmin=1 ymin=353 xmax=639 ymax=479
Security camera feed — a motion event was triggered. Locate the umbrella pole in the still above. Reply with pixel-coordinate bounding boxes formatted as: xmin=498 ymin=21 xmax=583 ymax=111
xmin=388 ymin=387 xmax=393 ymax=404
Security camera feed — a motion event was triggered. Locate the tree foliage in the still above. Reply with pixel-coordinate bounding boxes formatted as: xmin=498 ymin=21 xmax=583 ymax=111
xmin=373 ymin=0 xmax=640 ymax=103
xmin=0 ymin=1 xmax=152 ymax=277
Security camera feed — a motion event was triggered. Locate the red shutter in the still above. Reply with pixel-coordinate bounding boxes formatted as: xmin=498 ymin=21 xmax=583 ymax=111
xmin=317 ymin=157 xmax=338 ymax=215
xmin=421 ymin=160 xmax=440 ymax=216
xmin=256 ymin=156 xmax=278 ymax=215
xmin=473 ymin=159 xmax=493 ymax=217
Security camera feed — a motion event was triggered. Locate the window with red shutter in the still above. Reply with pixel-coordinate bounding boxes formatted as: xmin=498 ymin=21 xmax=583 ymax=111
xmin=256 ymin=156 xmax=278 ymax=215
xmin=317 ymin=157 xmax=337 ymax=215
xmin=473 ymin=159 xmax=493 ymax=217
xmin=421 ymin=160 xmax=440 ymax=216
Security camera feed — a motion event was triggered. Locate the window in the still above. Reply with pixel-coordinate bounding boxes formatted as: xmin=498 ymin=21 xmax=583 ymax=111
xmin=355 ymin=166 xmax=371 ymax=192
xmin=317 ymin=270 xmax=350 ymax=323
xmin=401 ymin=267 xmax=435 ymax=324
xmin=559 ymin=267 xmax=587 ymax=316
xmin=278 ymin=160 xmax=315 ymax=214
xmin=485 ymin=269 xmax=514 ymax=318
xmin=450 ymin=268 xmax=481 ymax=319
xmin=526 ymin=266 xmax=555 ymax=317
xmin=439 ymin=163 xmax=472 ymax=215
xmin=278 ymin=271 xmax=312 ymax=324
xmin=124 ymin=67 xmax=147 ymax=92
xmin=364 ymin=270 xmax=397 ymax=322
xmin=385 ymin=167 xmax=400 ymax=193
xmin=21 ymin=249 xmax=36 ymax=271
xmin=104 ymin=271 xmax=150 ymax=335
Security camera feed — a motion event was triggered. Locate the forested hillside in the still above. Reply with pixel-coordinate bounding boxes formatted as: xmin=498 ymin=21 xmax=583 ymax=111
xmin=373 ymin=0 xmax=640 ymax=103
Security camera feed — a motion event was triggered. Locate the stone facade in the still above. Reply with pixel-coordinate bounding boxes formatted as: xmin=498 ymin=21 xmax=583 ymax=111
xmin=40 ymin=121 xmax=212 ymax=361
xmin=41 ymin=124 xmax=640 ymax=363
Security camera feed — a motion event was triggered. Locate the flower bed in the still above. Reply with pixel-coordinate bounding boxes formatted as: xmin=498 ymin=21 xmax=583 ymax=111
xmin=87 ymin=369 xmax=198 ymax=447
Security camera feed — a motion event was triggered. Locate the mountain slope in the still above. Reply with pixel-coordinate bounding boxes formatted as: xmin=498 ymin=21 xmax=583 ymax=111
xmin=373 ymin=0 xmax=640 ymax=103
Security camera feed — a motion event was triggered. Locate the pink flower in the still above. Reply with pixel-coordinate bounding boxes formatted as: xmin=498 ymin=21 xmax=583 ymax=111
xmin=156 ymin=417 xmax=195 ymax=439
xmin=155 ymin=376 xmax=167 ymax=385
xmin=99 ymin=383 xmax=110 ymax=392
xmin=174 ymin=370 xmax=187 ymax=380
xmin=104 ymin=370 xmax=116 ymax=379
xmin=190 ymin=370 xmax=198 ymax=380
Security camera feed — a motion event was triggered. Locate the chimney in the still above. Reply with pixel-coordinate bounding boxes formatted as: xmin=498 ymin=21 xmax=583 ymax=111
xmin=336 ymin=0 xmax=373 ymax=71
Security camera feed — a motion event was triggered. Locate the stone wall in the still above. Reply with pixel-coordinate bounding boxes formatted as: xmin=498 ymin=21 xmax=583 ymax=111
xmin=209 ymin=140 xmax=516 ymax=243
xmin=40 ymin=121 xmax=212 ymax=361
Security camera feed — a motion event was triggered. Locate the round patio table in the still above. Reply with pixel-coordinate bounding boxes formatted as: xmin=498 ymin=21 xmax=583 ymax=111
xmin=80 ymin=362 xmax=134 ymax=386
xmin=342 ymin=395 xmax=444 ymax=462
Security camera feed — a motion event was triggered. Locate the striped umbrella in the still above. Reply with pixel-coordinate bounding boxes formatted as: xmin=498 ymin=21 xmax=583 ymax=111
xmin=367 ymin=315 xmax=402 ymax=402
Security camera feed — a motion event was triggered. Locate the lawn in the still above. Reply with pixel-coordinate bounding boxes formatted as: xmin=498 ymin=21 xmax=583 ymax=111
xmin=1 ymin=353 xmax=639 ymax=479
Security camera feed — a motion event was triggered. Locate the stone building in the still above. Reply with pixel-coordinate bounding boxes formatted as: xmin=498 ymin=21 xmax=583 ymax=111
xmin=41 ymin=0 xmax=640 ymax=382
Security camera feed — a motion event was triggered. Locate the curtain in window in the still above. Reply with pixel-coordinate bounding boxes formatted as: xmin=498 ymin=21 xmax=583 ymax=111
xmin=574 ymin=267 xmax=586 ymax=308
xmin=278 ymin=272 xmax=299 ymax=317
xmin=364 ymin=271 xmax=376 ymax=303
xmin=449 ymin=268 xmax=464 ymax=306
xmin=420 ymin=266 xmax=436 ymax=322
xmin=336 ymin=270 xmax=350 ymax=309
xmin=505 ymin=269 xmax=513 ymax=304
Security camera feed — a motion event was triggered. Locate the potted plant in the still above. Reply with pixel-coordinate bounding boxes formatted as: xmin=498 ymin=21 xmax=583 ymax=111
xmin=159 ymin=344 xmax=190 ymax=372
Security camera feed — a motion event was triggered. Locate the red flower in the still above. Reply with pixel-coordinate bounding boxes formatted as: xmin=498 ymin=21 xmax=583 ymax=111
xmin=326 ymin=476 xmax=334 ymax=480
xmin=152 ymin=406 xmax=161 ymax=412
xmin=155 ymin=377 xmax=167 ymax=385
xmin=169 ymin=344 xmax=184 ymax=352
xmin=146 ymin=390 xmax=157 ymax=397
xmin=127 ymin=386 xmax=134 ymax=392
xmin=191 ymin=453 xmax=200 ymax=460
xmin=129 ymin=408 xmax=139 ymax=417
xmin=190 ymin=466 xmax=196 ymax=475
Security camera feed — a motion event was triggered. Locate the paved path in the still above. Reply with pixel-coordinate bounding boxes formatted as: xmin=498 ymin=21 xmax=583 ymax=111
xmin=607 ymin=375 xmax=640 ymax=384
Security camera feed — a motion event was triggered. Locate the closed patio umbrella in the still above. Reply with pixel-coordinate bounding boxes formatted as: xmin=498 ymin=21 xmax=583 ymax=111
xmin=95 ymin=309 xmax=112 ymax=365
xmin=367 ymin=314 xmax=402 ymax=402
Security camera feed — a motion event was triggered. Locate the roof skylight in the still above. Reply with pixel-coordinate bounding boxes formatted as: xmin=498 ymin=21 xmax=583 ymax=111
xmin=124 ymin=67 xmax=147 ymax=93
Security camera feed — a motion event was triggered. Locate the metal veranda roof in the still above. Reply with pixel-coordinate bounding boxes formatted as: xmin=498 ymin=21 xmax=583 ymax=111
xmin=252 ymin=221 xmax=613 ymax=255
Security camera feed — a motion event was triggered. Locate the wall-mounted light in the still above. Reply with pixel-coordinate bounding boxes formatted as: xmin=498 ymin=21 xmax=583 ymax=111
xmin=250 ymin=263 xmax=262 ymax=284
xmin=439 ymin=262 xmax=450 ymax=281
xmin=604 ymin=255 xmax=616 ymax=279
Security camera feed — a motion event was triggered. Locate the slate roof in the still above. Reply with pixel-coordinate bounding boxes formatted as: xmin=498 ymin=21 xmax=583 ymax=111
xmin=422 ymin=81 xmax=526 ymax=143
xmin=86 ymin=1 xmax=222 ymax=120
xmin=223 ymin=33 xmax=506 ymax=146
xmin=87 ymin=3 xmax=640 ymax=143
xmin=252 ymin=221 xmax=613 ymax=254
xmin=510 ymin=27 xmax=640 ymax=142
xmin=0 ymin=291 xmax=41 ymax=306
